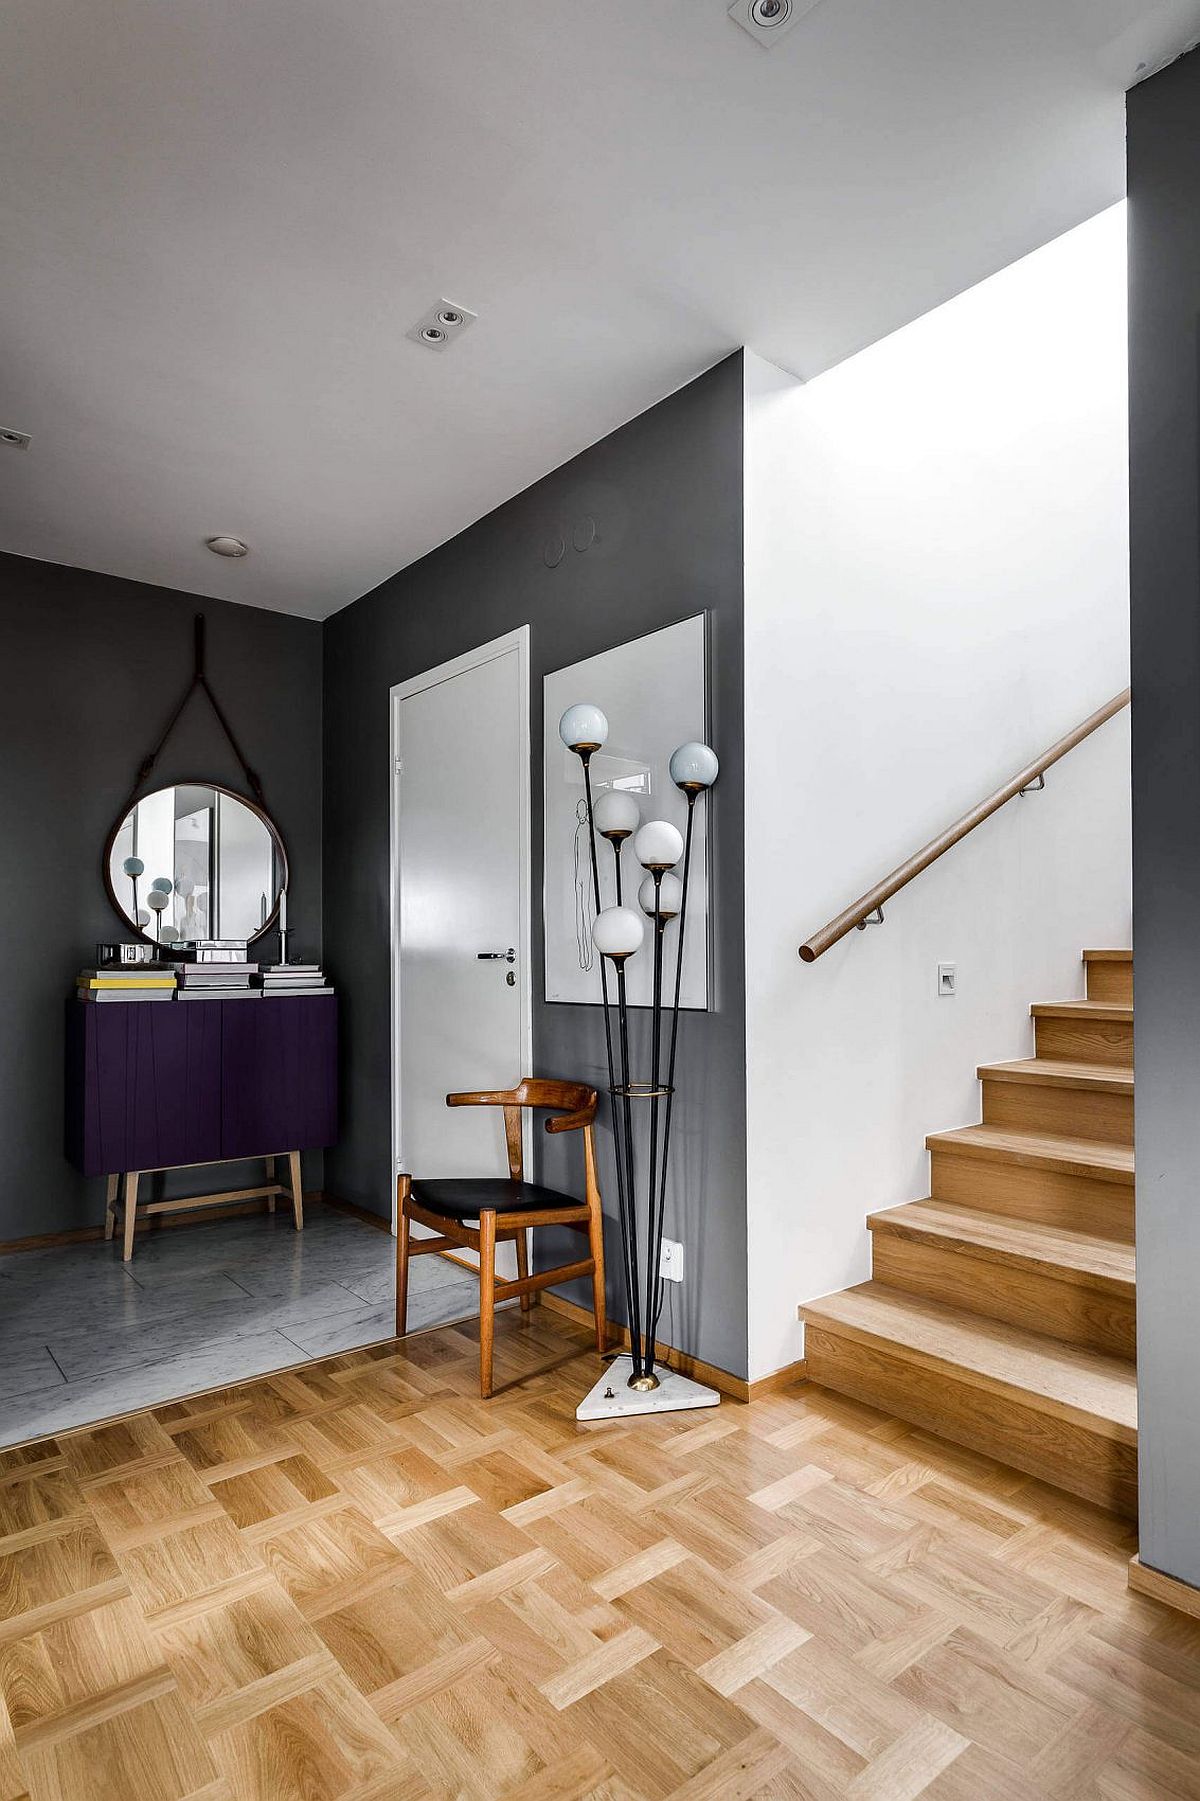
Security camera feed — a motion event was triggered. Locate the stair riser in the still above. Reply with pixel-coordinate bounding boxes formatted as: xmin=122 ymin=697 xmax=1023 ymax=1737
xmin=870 ymin=1233 xmax=1136 ymax=1359
xmin=804 ymin=1325 xmax=1137 ymax=1517
xmin=1034 ymin=1016 xmax=1133 ymax=1067
xmin=982 ymin=1078 xmax=1132 ymax=1145
xmin=928 ymin=1148 xmax=1133 ymax=1241
xmin=1086 ymin=962 xmax=1133 ymax=1005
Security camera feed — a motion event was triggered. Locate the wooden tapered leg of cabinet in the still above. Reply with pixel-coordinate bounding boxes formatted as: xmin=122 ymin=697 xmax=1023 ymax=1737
xmin=104 ymin=1174 xmax=118 ymax=1241
xmin=122 ymin=1171 xmax=139 ymax=1261
xmin=265 ymin=1154 xmax=276 ymax=1214
xmin=287 ymin=1151 xmax=304 ymax=1231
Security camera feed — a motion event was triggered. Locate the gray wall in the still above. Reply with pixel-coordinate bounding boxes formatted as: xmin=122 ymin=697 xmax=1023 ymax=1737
xmin=1128 ymin=49 xmax=1200 ymax=1588
xmin=0 ymin=553 xmax=324 ymax=1241
xmin=323 ymin=354 xmax=748 ymax=1378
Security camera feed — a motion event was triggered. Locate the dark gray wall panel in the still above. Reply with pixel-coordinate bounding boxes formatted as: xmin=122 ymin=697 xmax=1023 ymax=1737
xmin=0 ymin=554 xmax=324 ymax=1241
xmin=323 ymin=354 xmax=748 ymax=1377
xmin=1128 ymin=49 xmax=1200 ymax=1588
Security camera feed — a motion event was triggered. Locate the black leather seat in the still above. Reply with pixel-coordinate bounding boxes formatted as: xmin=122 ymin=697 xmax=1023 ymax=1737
xmin=409 ymin=1177 xmax=578 ymax=1222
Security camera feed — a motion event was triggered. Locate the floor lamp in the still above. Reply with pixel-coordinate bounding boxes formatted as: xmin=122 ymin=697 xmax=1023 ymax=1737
xmin=557 ymin=703 xmax=720 ymax=1421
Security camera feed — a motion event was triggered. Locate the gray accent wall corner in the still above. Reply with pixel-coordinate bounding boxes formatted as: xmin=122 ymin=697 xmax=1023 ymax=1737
xmin=0 ymin=554 xmax=324 ymax=1242
xmin=322 ymin=353 xmax=748 ymax=1379
xmin=1128 ymin=47 xmax=1200 ymax=1590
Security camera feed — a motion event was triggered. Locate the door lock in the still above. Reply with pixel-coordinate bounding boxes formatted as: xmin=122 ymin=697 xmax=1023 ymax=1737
xmin=476 ymin=949 xmax=516 ymax=963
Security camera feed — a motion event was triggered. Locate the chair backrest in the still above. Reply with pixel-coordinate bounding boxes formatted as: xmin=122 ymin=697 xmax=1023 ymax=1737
xmin=445 ymin=1078 xmax=598 ymax=1180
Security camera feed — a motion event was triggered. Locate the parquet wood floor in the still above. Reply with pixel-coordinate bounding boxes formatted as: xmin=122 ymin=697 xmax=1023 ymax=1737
xmin=1 ymin=1306 xmax=1196 ymax=1800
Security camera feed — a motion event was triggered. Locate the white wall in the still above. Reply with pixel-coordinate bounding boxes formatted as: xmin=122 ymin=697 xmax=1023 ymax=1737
xmin=743 ymin=205 xmax=1132 ymax=1381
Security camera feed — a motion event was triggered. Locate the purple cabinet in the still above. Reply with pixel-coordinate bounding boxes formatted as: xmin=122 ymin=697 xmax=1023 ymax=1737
xmin=66 ymin=997 xmax=338 ymax=1176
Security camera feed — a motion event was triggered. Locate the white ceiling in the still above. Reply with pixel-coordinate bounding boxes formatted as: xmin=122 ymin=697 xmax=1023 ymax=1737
xmin=2 ymin=0 xmax=1198 ymax=620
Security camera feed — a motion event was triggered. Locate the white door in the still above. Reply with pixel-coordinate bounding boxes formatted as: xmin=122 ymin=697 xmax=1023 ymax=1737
xmin=391 ymin=629 xmax=531 ymax=1272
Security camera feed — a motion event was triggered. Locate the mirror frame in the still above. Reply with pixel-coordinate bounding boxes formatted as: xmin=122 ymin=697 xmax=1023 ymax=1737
xmin=102 ymin=779 xmax=289 ymax=948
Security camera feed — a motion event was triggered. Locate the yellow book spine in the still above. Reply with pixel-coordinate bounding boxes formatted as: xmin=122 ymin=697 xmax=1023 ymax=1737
xmin=80 ymin=977 xmax=176 ymax=989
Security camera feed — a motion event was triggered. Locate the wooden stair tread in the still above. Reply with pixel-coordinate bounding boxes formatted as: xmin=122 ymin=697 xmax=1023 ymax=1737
xmin=926 ymin=1124 xmax=1134 ymax=1182
xmin=1082 ymin=949 xmax=1133 ymax=962
xmin=1030 ymin=1000 xmax=1132 ymax=1023
xmin=978 ymin=1058 xmax=1132 ymax=1093
xmin=801 ymin=1282 xmax=1137 ymax=1442
xmin=867 ymin=1199 xmax=1134 ymax=1292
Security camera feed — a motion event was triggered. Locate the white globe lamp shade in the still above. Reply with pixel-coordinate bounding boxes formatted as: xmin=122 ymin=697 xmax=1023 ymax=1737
xmin=558 ymin=702 xmax=609 ymax=754
xmin=146 ymin=889 xmax=169 ymax=913
xmin=633 ymin=819 xmax=684 ymax=871
xmin=122 ymin=856 xmax=144 ymax=877
xmin=638 ymin=871 xmax=684 ymax=920
xmin=136 ymin=909 xmax=151 ymax=927
xmin=592 ymin=789 xmax=640 ymax=841
xmin=150 ymin=876 xmax=174 ymax=894
xmin=592 ymin=905 xmax=644 ymax=961
xmin=669 ymin=741 xmax=719 ymax=794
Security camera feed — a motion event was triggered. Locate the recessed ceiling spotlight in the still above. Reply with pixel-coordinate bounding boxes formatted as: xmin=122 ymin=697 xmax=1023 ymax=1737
xmin=205 ymin=535 xmax=249 ymax=558
xmin=0 ymin=426 xmax=31 ymax=450
xmin=408 ymin=298 xmax=478 ymax=351
xmin=727 ymin=0 xmax=821 ymax=48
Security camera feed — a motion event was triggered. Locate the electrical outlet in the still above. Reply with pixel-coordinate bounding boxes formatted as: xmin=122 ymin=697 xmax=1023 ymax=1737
xmin=659 ymin=1238 xmax=684 ymax=1283
xmin=937 ymin=962 xmax=957 ymax=996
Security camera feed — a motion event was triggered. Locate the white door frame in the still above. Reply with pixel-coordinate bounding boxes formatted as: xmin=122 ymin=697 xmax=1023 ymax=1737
xmin=388 ymin=625 xmax=533 ymax=1234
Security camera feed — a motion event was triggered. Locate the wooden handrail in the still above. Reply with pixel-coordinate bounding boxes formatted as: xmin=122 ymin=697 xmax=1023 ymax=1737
xmin=798 ymin=688 xmax=1130 ymax=963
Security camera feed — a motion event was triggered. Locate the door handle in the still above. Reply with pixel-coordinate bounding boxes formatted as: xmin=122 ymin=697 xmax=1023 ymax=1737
xmin=476 ymin=949 xmax=516 ymax=963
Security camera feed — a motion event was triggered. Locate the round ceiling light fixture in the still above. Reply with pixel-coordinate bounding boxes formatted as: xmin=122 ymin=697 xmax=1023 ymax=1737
xmin=751 ymin=0 xmax=790 ymax=23
xmin=420 ymin=325 xmax=446 ymax=345
xmin=436 ymin=308 xmax=464 ymax=328
xmin=205 ymin=535 xmax=249 ymax=558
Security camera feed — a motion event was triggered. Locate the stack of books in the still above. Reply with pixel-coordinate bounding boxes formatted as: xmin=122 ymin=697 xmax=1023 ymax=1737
xmin=174 ymin=962 xmax=261 ymax=1001
xmin=77 ymin=968 xmax=177 ymax=1003
xmin=259 ymin=962 xmax=333 ymax=998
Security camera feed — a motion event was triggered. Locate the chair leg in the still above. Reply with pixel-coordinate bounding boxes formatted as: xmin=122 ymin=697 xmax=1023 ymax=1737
xmin=479 ymin=1210 xmax=496 ymax=1399
xmin=586 ymin=1199 xmax=608 ymax=1357
xmin=396 ymin=1176 xmax=411 ymax=1337
xmin=514 ymin=1229 xmax=533 ymax=1312
xmin=104 ymin=1174 xmax=118 ymax=1242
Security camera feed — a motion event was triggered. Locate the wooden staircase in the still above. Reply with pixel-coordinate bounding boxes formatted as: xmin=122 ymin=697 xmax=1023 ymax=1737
xmin=801 ymin=949 xmax=1137 ymax=1516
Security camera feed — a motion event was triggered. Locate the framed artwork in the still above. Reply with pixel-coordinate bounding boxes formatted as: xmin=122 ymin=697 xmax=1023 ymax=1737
xmin=543 ymin=614 xmax=709 ymax=1008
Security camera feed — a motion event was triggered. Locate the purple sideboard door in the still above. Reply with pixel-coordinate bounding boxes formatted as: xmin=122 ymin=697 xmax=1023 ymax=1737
xmin=220 ymin=996 xmax=338 ymax=1159
xmin=65 ymin=1000 xmax=223 ymax=1176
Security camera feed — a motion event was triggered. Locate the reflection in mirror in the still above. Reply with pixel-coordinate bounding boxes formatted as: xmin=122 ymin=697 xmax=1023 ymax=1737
xmin=107 ymin=784 xmax=286 ymax=944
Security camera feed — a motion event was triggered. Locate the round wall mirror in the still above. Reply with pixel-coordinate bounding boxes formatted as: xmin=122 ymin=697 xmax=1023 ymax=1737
xmin=104 ymin=783 xmax=288 ymax=946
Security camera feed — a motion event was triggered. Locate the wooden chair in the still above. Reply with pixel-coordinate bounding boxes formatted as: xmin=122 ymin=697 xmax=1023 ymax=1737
xmin=395 ymin=1078 xmax=607 ymax=1397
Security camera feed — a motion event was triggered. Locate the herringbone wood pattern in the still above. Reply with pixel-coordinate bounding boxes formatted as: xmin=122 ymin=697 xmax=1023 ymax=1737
xmin=0 ymin=1307 xmax=1196 ymax=1799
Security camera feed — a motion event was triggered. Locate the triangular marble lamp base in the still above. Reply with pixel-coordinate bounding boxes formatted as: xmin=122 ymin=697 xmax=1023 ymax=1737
xmin=575 ymin=1354 xmax=720 ymax=1422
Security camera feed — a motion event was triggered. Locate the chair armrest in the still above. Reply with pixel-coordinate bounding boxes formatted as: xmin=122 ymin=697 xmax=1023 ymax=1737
xmin=445 ymin=1089 xmax=518 ymax=1108
xmin=545 ymin=1107 xmax=594 ymax=1134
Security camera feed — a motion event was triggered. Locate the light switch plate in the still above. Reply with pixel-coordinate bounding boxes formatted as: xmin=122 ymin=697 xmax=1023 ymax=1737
xmin=937 ymin=962 xmax=957 ymax=996
xmin=659 ymin=1238 xmax=684 ymax=1283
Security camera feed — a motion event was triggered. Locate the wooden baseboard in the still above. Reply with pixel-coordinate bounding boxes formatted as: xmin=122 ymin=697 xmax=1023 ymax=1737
xmin=748 ymin=1358 xmax=809 ymax=1399
xmin=319 ymin=1193 xmax=391 ymax=1233
xmin=539 ymin=1290 xmax=805 ymax=1403
xmin=0 ymin=1191 xmax=330 ymax=1255
xmin=1129 ymin=1554 xmax=1200 ymax=1621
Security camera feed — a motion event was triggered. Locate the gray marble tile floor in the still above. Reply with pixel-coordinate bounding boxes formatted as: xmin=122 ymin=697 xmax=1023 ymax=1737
xmin=0 ymin=1206 xmax=480 ymax=1448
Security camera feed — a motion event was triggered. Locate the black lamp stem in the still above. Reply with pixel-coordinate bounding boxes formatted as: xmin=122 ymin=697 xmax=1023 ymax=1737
xmin=614 ymin=954 xmax=644 ymax=1374
xmin=650 ymin=790 xmax=698 ymax=1350
xmin=581 ymin=759 xmax=643 ymax=1375
xmin=643 ymin=871 xmax=666 ymax=1379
